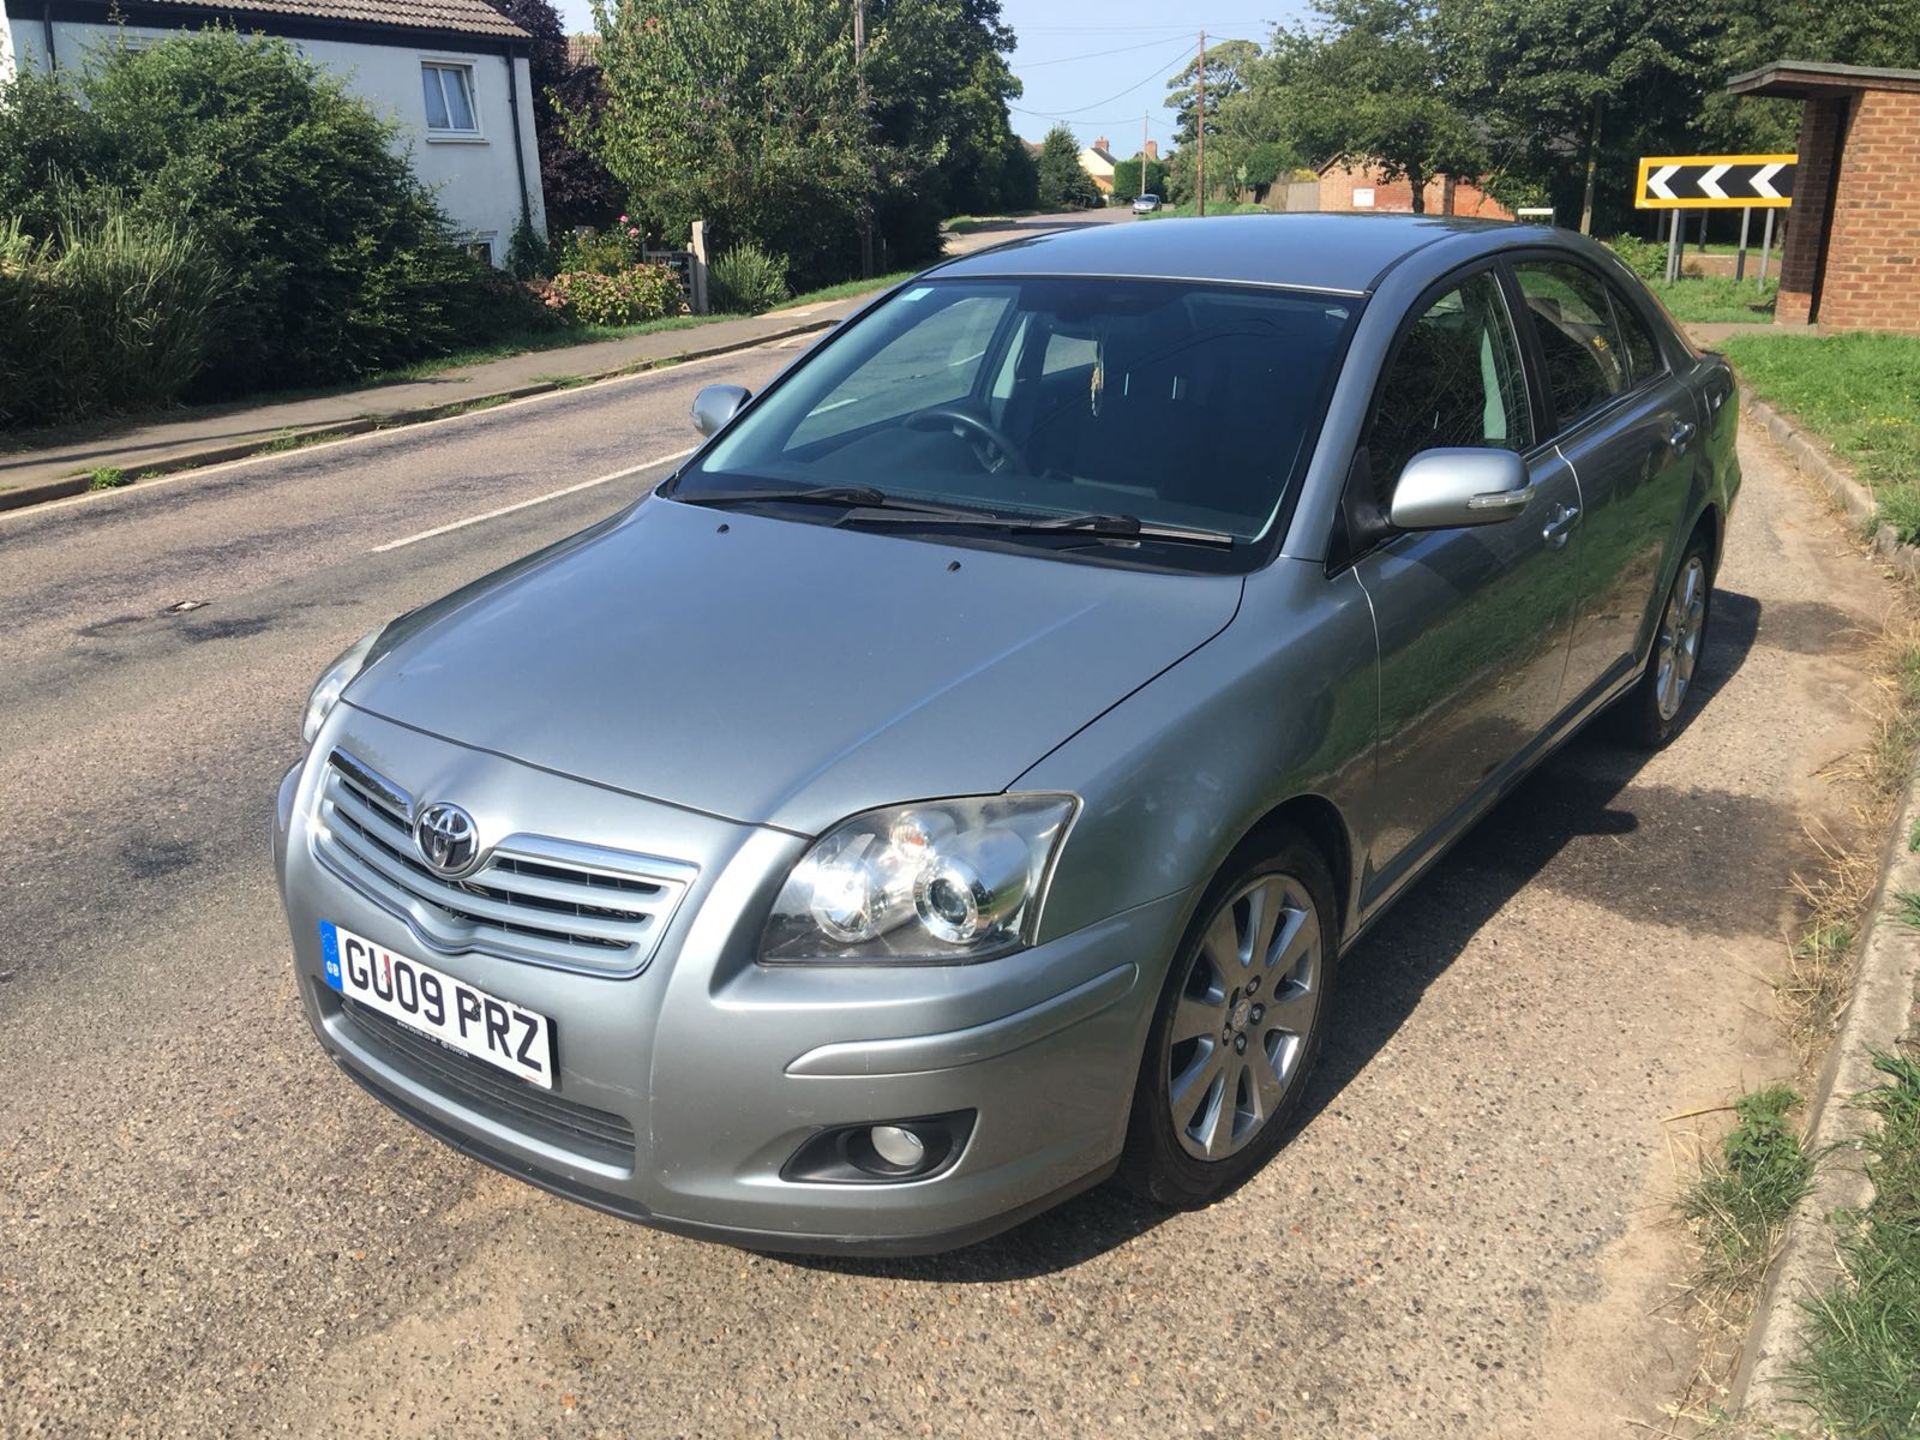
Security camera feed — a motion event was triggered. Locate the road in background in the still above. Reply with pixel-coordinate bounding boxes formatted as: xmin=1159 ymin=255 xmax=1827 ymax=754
xmin=0 ymin=329 xmax=1895 ymax=1435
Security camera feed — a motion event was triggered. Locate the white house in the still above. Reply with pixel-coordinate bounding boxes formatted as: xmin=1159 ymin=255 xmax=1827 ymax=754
xmin=1 ymin=0 xmax=546 ymax=265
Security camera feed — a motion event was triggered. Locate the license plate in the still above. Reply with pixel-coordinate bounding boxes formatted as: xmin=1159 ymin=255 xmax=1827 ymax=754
xmin=319 ymin=921 xmax=555 ymax=1089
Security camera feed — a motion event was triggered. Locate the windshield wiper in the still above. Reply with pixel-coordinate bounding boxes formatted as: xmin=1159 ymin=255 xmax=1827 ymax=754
xmin=837 ymin=506 xmax=1236 ymax=547
xmin=670 ymin=483 xmax=893 ymax=509
xmin=670 ymin=483 xmax=992 ymax=520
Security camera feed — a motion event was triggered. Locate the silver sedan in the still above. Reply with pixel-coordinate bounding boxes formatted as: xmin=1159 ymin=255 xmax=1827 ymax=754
xmin=275 ymin=214 xmax=1738 ymax=1253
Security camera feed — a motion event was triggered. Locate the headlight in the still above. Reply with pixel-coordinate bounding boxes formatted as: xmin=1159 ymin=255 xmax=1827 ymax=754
xmin=301 ymin=629 xmax=380 ymax=744
xmin=760 ymin=795 xmax=1077 ymax=963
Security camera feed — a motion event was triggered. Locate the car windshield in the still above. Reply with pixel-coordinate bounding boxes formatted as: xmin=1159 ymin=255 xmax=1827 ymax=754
xmin=674 ymin=276 xmax=1358 ymax=543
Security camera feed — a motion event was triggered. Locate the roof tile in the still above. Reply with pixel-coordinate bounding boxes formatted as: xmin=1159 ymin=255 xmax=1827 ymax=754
xmin=124 ymin=0 xmax=528 ymax=40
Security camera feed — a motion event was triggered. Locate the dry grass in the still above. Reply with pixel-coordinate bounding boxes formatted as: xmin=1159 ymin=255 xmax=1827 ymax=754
xmin=1776 ymin=620 xmax=1920 ymax=1068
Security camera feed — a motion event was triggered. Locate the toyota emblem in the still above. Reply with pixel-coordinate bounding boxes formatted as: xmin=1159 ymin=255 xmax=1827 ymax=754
xmin=414 ymin=802 xmax=480 ymax=877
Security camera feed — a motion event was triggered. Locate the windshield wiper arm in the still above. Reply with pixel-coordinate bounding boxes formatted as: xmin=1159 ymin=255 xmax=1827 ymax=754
xmin=671 ymin=484 xmax=995 ymax=520
xmin=837 ymin=507 xmax=1236 ymax=547
xmin=671 ymin=483 xmax=893 ymax=509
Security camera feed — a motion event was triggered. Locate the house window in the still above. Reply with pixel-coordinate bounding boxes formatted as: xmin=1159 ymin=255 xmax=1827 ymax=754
xmin=421 ymin=62 xmax=478 ymax=135
xmin=465 ymin=234 xmax=498 ymax=266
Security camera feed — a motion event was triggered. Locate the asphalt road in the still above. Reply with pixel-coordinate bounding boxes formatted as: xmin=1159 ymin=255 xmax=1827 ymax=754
xmin=0 ymin=341 xmax=1895 ymax=1437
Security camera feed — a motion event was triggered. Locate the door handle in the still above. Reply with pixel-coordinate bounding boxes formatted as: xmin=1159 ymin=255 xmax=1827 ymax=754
xmin=1541 ymin=504 xmax=1579 ymax=549
xmin=1667 ymin=420 xmax=1697 ymax=450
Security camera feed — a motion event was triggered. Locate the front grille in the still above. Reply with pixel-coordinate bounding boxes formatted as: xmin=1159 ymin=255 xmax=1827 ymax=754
xmin=312 ymin=749 xmax=694 ymax=976
xmin=338 ymin=996 xmax=635 ymax=1170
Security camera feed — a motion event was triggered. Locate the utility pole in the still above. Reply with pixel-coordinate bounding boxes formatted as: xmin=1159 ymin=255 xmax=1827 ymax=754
xmin=855 ymin=0 xmax=873 ymax=278
xmin=1195 ymin=30 xmax=1206 ymax=217
xmin=1141 ymin=111 xmax=1148 ymax=201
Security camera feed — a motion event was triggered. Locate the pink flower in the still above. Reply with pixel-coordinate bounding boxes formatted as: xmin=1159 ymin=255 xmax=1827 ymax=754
xmin=628 ymin=227 xmax=640 ymax=238
xmin=618 ymin=213 xmax=629 ymax=224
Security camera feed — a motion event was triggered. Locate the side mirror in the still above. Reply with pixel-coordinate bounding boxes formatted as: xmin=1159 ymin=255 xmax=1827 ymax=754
xmin=691 ymin=384 xmax=751 ymax=438
xmin=1388 ymin=448 xmax=1531 ymax=531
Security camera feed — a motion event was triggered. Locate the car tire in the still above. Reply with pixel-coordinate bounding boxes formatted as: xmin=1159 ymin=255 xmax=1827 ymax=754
xmin=1117 ymin=825 xmax=1337 ymax=1209
xmin=1614 ymin=534 xmax=1713 ymax=749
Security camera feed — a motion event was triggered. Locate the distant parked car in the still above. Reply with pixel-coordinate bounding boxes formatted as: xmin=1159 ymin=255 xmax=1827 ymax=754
xmin=1132 ymin=193 xmax=1161 ymax=214
xmin=278 ymin=215 xmax=1739 ymax=1256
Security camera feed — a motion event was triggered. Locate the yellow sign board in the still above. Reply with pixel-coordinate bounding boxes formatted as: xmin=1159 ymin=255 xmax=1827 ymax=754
xmin=1634 ymin=154 xmax=1796 ymax=209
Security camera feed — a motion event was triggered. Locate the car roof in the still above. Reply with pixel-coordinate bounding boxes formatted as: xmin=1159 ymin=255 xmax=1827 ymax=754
xmin=930 ymin=213 xmax=1543 ymax=297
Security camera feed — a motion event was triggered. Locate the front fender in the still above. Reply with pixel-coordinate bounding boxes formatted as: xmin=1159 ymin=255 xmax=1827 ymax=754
xmin=1018 ymin=556 xmax=1377 ymax=954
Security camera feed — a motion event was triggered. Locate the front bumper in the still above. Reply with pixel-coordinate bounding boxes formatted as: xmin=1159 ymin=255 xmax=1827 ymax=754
xmin=274 ymin=710 xmax=1187 ymax=1253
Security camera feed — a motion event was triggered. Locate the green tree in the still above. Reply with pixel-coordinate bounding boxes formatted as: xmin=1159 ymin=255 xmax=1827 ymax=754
xmin=580 ymin=0 xmax=876 ymax=287
xmin=864 ymin=0 xmax=1027 ymax=261
xmin=1034 ymin=125 xmax=1102 ymax=209
xmin=1164 ymin=38 xmax=1262 ymax=151
xmin=1444 ymin=0 xmax=1718 ymax=233
xmin=1110 ymin=154 xmax=1169 ymax=199
xmin=1274 ymin=0 xmax=1482 ymax=214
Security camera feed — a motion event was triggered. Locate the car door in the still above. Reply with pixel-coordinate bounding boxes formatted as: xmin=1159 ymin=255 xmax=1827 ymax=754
xmin=1347 ymin=266 xmax=1583 ymax=906
xmin=1509 ymin=258 xmax=1700 ymax=707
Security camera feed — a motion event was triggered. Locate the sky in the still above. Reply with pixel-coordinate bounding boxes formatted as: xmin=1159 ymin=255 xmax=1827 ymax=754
xmin=546 ymin=0 xmax=1306 ymax=156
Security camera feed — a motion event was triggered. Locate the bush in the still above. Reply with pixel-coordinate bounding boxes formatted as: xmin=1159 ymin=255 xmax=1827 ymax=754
xmin=0 ymin=29 xmax=523 ymax=406
xmin=0 ymin=201 xmax=223 ymax=428
xmin=1606 ymin=233 xmax=1667 ymax=281
xmin=544 ymin=264 xmax=685 ymax=326
xmin=553 ymin=219 xmax=648 ymax=276
xmin=506 ymin=216 xmax=552 ymax=280
xmin=710 ymin=243 xmax=789 ymax=314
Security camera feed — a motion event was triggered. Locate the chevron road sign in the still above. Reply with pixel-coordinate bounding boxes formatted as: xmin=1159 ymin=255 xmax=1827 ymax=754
xmin=1635 ymin=154 xmax=1797 ymax=209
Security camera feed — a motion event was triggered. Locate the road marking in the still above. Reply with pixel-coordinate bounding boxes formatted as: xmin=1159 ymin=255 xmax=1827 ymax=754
xmin=0 ymin=342 xmax=780 ymax=527
xmin=370 ymin=447 xmax=696 ymax=553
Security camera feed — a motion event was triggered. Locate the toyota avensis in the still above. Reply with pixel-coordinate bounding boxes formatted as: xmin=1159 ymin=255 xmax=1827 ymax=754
xmin=275 ymin=215 xmax=1738 ymax=1254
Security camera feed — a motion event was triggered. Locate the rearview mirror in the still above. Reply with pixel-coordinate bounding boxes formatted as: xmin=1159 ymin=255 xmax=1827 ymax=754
xmin=1388 ymin=448 xmax=1531 ymax=531
xmin=691 ymin=384 xmax=751 ymax=438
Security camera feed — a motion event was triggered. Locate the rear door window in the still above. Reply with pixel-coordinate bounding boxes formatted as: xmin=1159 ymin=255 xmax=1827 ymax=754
xmin=1512 ymin=260 xmax=1630 ymax=429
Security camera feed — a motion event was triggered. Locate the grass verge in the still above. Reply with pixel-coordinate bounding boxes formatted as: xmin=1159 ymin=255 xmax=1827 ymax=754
xmin=1650 ymin=275 xmax=1778 ymax=326
xmin=1792 ymin=1049 xmax=1920 ymax=1437
xmin=775 ymin=271 xmax=917 ymax=309
xmin=1723 ymin=331 xmax=1920 ymax=542
xmin=1679 ymin=1086 xmax=1814 ymax=1302
xmin=1140 ymin=201 xmax=1270 ymax=220
xmin=1779 ymin=640 xmax=1920 ymax=1061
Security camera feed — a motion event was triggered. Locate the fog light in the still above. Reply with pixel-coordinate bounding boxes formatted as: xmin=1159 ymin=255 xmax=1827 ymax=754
xmin=869 ymin=1124 xmax=926 ymax=1169
xmin=780 ymin=1110 xmax=977 ymax=1185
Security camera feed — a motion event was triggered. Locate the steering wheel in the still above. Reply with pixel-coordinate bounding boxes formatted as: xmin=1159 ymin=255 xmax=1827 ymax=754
xmin=905 ymin=405 xmax=1030 ymax=476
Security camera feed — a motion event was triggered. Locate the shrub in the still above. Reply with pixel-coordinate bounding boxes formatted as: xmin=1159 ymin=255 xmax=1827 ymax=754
xmin=546 ymin=264 xmax=685 ymax=326
xmin=0 ymin=29 xmax=519 ymax=403
xmin=506 ymin=216 xmax=552 ymax=280
xmin=0 ymin=201 xmax=223 ymax=428
xmin=1606 ymin=233 xmax=1666 ymax=282
xmin=710 ymin=243 xmax=789 ymax=315
xmin=553 ymin=219 xmax=647 ymax=276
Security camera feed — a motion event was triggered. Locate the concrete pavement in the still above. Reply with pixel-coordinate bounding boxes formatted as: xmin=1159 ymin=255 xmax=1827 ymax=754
xmin=0 ymin=330 xmax=1896 ymax=1436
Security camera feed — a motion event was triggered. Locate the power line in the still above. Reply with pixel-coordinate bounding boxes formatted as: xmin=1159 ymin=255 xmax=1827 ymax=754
xmin=1005 ymin=36 xmax=1199 ymax=119
xmin=1014 ymin=34 xmax=1209 ymax=69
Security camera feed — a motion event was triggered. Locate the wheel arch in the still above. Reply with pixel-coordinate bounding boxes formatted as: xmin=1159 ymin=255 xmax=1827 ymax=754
xmin=1228 ymin=792 xmax=1358 ymax=947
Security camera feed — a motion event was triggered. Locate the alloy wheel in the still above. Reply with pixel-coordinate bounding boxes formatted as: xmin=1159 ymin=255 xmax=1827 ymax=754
xmin=1655 ymin=555 xmax=1708 ymax=722
xmin=1166 ymin=873 xmax=1324 ymax=1162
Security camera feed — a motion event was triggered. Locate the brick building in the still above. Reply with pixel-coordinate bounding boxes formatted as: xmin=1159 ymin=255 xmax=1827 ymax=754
xmin=1729 ymin=61 xmax=1920 ymax=333
xmin=1315 ymin=160 xmax=1513 ymax=220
